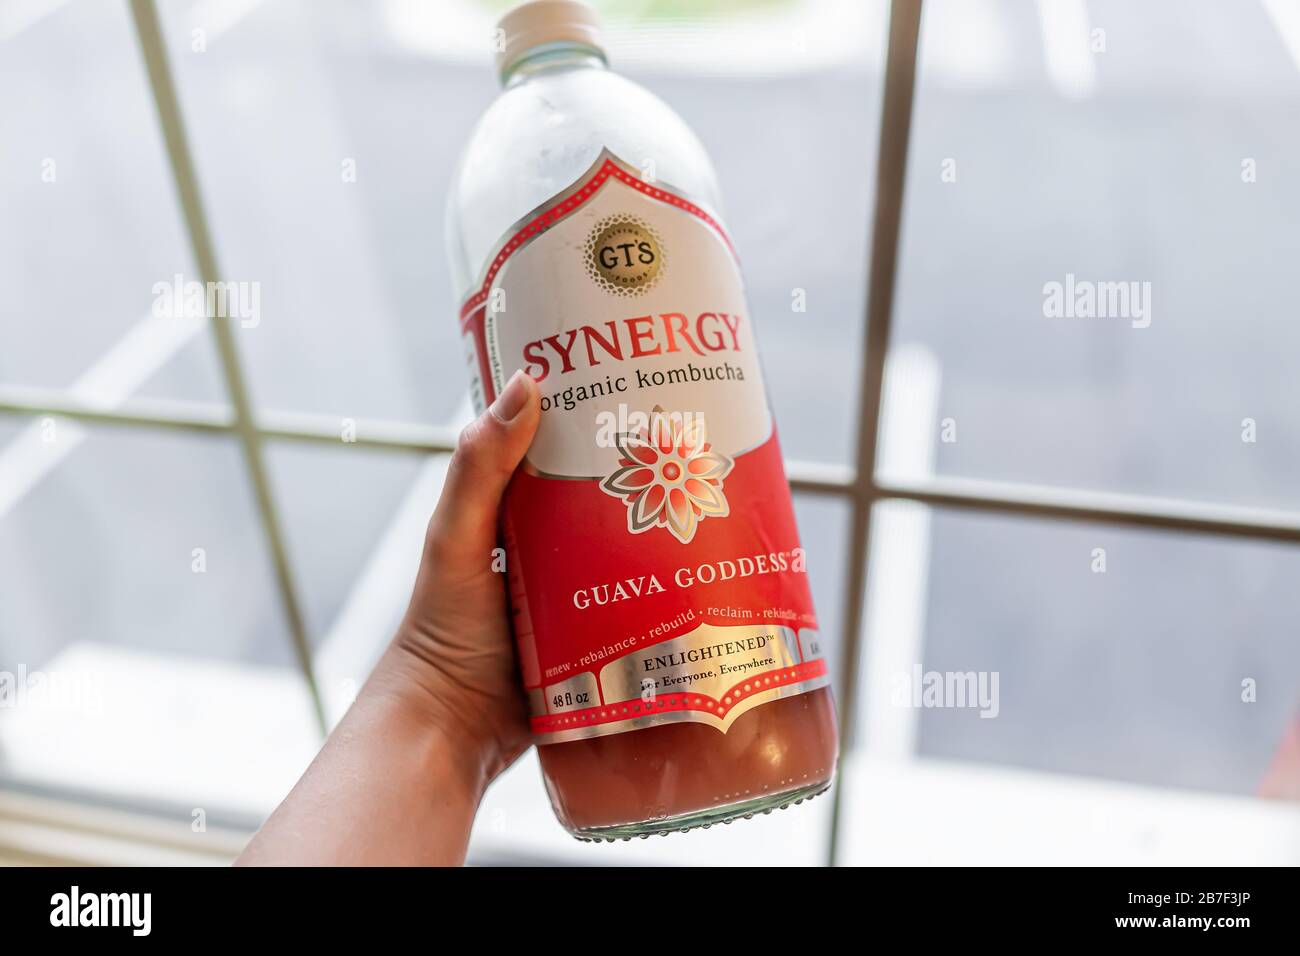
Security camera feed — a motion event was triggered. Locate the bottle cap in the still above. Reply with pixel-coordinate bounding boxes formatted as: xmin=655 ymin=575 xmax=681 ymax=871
xmin=495 ymin=0 xmax=605 ymax=79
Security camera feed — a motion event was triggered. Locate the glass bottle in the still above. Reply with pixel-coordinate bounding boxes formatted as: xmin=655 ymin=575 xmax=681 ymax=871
xmin=447 ymin=0 xmax=838 ymax=841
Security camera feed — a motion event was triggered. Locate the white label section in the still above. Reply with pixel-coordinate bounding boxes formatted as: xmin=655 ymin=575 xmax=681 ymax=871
xmin=486 ymin=172 xmax=771 ymax=479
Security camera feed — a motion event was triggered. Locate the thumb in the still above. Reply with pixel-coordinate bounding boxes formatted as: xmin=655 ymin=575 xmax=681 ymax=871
xmin=425 ymin=370 xmax=540 ymax=567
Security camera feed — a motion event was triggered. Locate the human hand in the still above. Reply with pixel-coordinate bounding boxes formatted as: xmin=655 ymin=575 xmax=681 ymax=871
xmin=237 ymin=370 xmax=539 ymax=866
xmin=373 ymin=369 xmax=542 ymax=788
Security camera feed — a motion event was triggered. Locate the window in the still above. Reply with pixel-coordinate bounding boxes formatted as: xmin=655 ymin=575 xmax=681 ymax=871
xmin=1 ymin=0 xmax=1295 ymax=866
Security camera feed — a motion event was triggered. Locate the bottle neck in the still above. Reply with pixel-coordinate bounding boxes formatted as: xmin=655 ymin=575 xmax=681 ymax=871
xmin=502 ymin=42 xmax=607 ymax=88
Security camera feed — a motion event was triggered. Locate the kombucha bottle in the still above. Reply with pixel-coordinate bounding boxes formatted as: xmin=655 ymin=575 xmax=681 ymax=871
xmin=446 ymin=0 xmax=838 ymax=840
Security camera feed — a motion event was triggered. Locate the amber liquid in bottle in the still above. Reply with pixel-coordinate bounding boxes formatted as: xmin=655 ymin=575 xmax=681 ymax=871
xmin=539 ymin=690 xmax=838 ymax=838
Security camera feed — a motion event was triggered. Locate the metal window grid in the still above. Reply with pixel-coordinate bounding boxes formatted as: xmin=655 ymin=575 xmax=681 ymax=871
xmin=1 ymin=0 xmax=1296 ymax=865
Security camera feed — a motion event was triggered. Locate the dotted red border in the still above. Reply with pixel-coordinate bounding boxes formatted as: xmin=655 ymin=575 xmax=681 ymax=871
xmin=458 ymin=158 xmax=736 ymax=328
xmin=531 ymin=659 xmax=828 ymax=734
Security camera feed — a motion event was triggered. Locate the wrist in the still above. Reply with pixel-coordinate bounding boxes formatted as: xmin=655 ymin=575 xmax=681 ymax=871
xmin=364 ymin=640 xmax=512 ymax=796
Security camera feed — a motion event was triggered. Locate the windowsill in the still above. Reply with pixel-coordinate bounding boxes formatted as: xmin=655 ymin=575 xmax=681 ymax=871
xmin=5 ymin=749 xmax=1294 ymax=867
xmin=0 ymin=788 xmax=246 ymax=866
xmin=5 ymin=642 xmax=1294 ymax=866
xmin=835 ymin=754 xmax=1300 ymax=866
xmin=0 ymin=641 xmax=321 ymax=824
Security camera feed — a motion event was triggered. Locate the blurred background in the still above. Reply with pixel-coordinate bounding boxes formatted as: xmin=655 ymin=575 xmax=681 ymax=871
xmin=1 ymin=0 xmax=1298 ymax=865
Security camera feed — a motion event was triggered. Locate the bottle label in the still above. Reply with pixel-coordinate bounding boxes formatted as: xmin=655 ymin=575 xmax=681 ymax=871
xmin=460 ymin=150 xmax=827 ymax=744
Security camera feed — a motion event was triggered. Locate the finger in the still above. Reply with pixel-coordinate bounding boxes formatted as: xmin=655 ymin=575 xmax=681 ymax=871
xmin=425 ymin=370 xmax=540 ymax=566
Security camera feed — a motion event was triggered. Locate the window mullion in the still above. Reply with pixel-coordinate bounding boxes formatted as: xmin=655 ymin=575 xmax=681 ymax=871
xmin=127 ymin=0 xmax=327 ymax=736
xmin=826 ymin=0 xmax=925 ymax=868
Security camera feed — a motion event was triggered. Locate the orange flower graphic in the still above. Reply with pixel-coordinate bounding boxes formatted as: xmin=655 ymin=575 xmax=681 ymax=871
xmin=600 ymin=408 xmax=734 ymax=544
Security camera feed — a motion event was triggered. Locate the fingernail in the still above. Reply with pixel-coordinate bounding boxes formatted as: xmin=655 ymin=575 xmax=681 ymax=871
xmin=490 ymin=370 xmax=531 ymax=423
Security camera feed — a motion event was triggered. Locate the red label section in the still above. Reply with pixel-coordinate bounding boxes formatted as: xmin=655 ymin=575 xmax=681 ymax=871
xmin=504 ymin=433 xmax=817 ymax=694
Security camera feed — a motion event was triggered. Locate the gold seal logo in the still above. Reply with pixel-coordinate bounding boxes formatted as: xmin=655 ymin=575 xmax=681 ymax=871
xmin=585 ymin=215 xmax=665 ymax=296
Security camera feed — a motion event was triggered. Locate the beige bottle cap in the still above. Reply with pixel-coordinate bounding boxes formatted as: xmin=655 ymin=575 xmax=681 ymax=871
xmin=495 ymin=0 xmax=605 ymax=79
